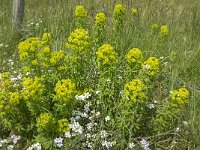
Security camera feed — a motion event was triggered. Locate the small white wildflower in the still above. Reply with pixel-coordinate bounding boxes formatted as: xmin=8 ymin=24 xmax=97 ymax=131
xmin=27 ymin=143 xmax=42 ymax=150
xmin=143 ymin=64 xmax=150 ymax=70
xmin=75 ymin=115 xmax=81 ymax=120
xmin=81 ymin=112 xmax=88 ymax=118
xmin=102 ymin=141 xmax=116 ymax=148
xmin=129 ymin=142 xmax=136 ymax=149
xmin=118 ymin=76 xmax=122 ymax=79
xmin=26 ymin=72 xmax=30 ymax=76
xmin=176 ymin=127 xmax=180 ymax=132
xmin=159 ymin=56 xmax=164 ymax=59
xmin=183 ymin=121 xmax=188 ymax=126
xmin=54 ymin=137 xmax=63 ymax=148
xmin=140 ymin=138 xmax=151 ymax=150
xmin=105 ymin=116 xmax=110 ymax=122
xmin=8 ymin=59 xmax=14 ymax=66
xmin=75 ymin=92 xmax=91 ymax=101
xmin=17 ymin=73 xmax=22 ymax=79
xmin=11 ymin=135 xmax=20 ymax=144
xmin=147 ymin=104 xmax=154 ymax=109
xmin=84 ymin=103 xmax=91 ymax=112
xmin=100 ymin=130 xmax=107 ymax=138
xmin=106 ymin=79 xmax=111 ymax=82
xmin=96 ymin=111 xmax=100 ymax=117
xmin=164 ymin=62 xmax=168 ymax=65
xmin=86 ymin=123 xmax=93 ymax=130
xmin=70 ymin=121 xmax=83 ymax=135
xmin=86 ymin=133 xmax=91 ymax=139
xmin=64 ymin=132 xmax=71 ymax=138
xmin=7 ymin=145 xmax=14 ymax=150
xmin=95 ymin=90 xmax=100 ymax=94
xmin=0 ymin=139 xmax=7 ymax=148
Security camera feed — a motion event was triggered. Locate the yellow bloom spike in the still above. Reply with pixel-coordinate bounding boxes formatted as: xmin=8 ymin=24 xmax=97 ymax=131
xmin=131 ymin=7 xmax=138 ymax=15
xmin=95 ymin=12 xmax=106 ymax=26
xmin=124 ymin=79 xmax=147 ymax=103
xmin=57 ymin=119 xmax=71 ymax=134
xmin=170 ymin=88 xmax=189 ymax=107
xmin=66 ymin=28 xmax=90 ymax=52
xmin=9 ymin=92 xmax=21 ymax=106
xmin=114 ymin=4 xmax=126 ymax=16
xmin=75 ymin=5 xmax=88 ymax=19
xmin=143 ymin=57 xmax=159 ymax=76
xmin=96 ymin=44 xmax=118 ymax=68
xmin=161 ymin=25 xmax=169 ymax=36
xmin=126 ymin=48 xmax=143 ymax=67
xmin=54 ymin=79 xmax=76 ymax=103
xmin=37 ymin=113 xmax=54 ymax=129
xmin=151 ymin=24 xmax=159 ymax=30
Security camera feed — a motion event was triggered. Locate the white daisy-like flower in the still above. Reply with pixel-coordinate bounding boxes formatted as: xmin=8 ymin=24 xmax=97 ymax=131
xmin=105 ymin=116 xmax=110 ymax=122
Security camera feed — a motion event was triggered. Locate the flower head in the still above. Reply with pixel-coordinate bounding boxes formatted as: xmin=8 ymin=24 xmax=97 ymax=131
xmin=21 ymin=77 xmax=45 ymax=100
xmin=27 ymin=143 xmax=42 ymax=150
xmin=18 ymin=37 xmax=43 ymax=61
xmin=151 ymin=24 xmax=159 ymax=30
xmin=95 ymin=12 xmax=106 ymax=26
xmin=124 ymin=79 xmax=147 ymax=103
xmin=54 ymin=137 xmax=63 ymax=148
xmin=8 ymin=92 xmax=21 ymax=106
xmin=131 ymin=7 xmax=138 ymax=15
xmin=114 ymin=4 xmax=125 ymax=16
xmin=170 ymin=88 xmax=189 ymax=107
xmin=96 ymin=44 xmax=118 ymax=67
xmin=161 ymin=25 xmax=169 ymax=36
xmin=143 ymin=57 xmax=159 ymax=76
xmin=37 ymin=113 xmax=54 ymax=130
xmin=126 ymin=48 xmax=143 ymax=67
xmin=57 ymin=119 xmax=70 ymax=134
xmin=66 ymin=28 xmax=90 ymax=52
xmin=42 ymin=32 xmax=52 ymax=44
xmin=75 ymin=5 xmax=87 ymax=19
xmin=11 ymin=135 xmax=21 ymax=144
xmin=54 ymin=79 xmax=76 ymax=103
xmin=140 ymin=138 xmax=151 ymax=150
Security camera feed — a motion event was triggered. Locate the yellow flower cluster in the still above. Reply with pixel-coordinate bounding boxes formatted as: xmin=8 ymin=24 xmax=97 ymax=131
xmin=126 ymin=48 xmax=143 ymax=67
xmin=18 ymin=33 xmax=52 ymax=61
xmin=42 ymin=32 xmax=52 ymax=44
xmin=131 ymin=7 xmax=138 ymax=15
xmin=96 ymin=44 xmax=118 ymax=67
xmin=0 ymin=95 xmax=5 ymax=118
xmin=161 ymin=25 xmax=169 ymax=36
xmin=8 ymin=92 xmax=21 ymax=106
xmin=50 ymin=50 xmax=65 ymax=65
xmin=151 ymin=23 xmax=159 ymax=30
xmin=0 ymin=72 xmax=10 ymax=80
xmin=21 ymin=77 xmax=45 ymax=100
xmin=170 ymin=88 xmax=189 ymax=107
xmin=95 ymin=12 xmax=106 ymax=26
xmin=143 ymin=57 xmax=159 ymax=76
xmin=114 ymin=4 xmax=126 ymax=16
xmin=66 ymin=28 xmax=90 ymax=52
xmin=75 ymin=5 xmax=88 ymax=19
xmin=124 ymin=79 xmax=146 ymax=103
xmin=0 ymin=72 xmax=14 ymax=90
xmin=37 ymin=113 xmax=54 ymax=129
xmin=31 ymin=59 xmax=38 ymax=66
xmin=18 ymin=37 xmax=42 ymax=61
xmin=57 ymin=118 xmax=70 ymax=134
xmin=54 ymin=79 xmax=76 ymax=103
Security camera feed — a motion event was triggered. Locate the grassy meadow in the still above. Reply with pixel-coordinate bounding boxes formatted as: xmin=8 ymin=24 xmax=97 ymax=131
xmin=0 ymin=0 xmax=200 ymax=149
